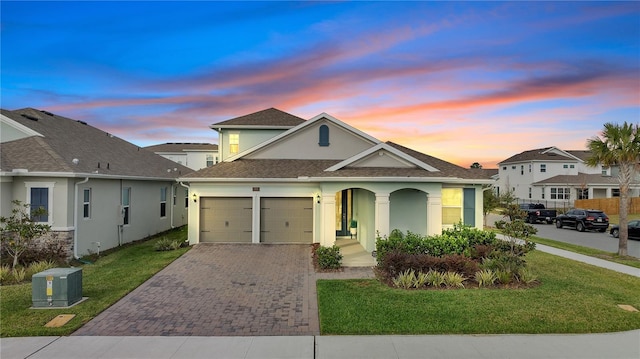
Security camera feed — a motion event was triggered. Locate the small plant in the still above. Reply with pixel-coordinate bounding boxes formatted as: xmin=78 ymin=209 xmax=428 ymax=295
xmin=413 ymin=271 xmax=429 ymax=288
xmin=425 ymin=270 xmax=445 ymax=287
xmin=154 ymin=237 xmax=183 ymax=251
xmin=0 ymin=264 xmax=11 ymax=285
xmin=11 ymin=267 xmax=26 ymax=283
xmin=0 ymin=200 xmax=51 ymax=270
xmin=393 ymin=269 xmax=416 ymax=289
xmin=316 ymin=245 xmax=342 ymax=270
xmin=517 ymin=268 xmax=538 ymax=284
xmin=495 ymin=270 xmax=513 ymax=284
xmin=443 ymin=271 xmax=466 ymax=288
xmin=474 ymin=269 xmax=497 ymax=287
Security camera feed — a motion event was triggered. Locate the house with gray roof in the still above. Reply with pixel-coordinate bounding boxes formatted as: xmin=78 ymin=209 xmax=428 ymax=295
xmin=180 ymin=109 xmax=493 ymax=252
xmin=0 ymin=108 xmax=193 ymax=259
xmin=497 ymin=146 xmax=640 ymax=208
xmin=145 ymin=142 xmax=219 ymax=171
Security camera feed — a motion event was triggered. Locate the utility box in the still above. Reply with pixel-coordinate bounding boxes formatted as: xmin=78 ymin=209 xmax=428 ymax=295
xmin=32 ymin=268 xmax=83 ymax=308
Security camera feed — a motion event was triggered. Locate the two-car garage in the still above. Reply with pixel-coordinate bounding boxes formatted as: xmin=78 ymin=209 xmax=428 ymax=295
xmin=199 ymin=197 xmax=313 ymax=243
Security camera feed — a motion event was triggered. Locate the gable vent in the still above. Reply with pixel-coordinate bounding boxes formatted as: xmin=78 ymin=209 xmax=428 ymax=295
xmin=40 ymin=110 xmax=54 ymax=116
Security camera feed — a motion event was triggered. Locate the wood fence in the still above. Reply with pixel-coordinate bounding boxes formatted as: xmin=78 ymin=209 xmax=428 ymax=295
xmin=574 ymin=198 xmax=640 ymax=215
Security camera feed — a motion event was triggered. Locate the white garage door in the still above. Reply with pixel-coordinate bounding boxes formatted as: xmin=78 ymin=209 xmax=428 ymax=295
xmin=260 ymin=197 xmax=313 ymax=243
xmin=200 ymin=197 xmax=252 ymax=243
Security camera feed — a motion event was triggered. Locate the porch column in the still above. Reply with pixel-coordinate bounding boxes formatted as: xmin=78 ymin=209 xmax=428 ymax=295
xmin=321 ymin=194 xmax=336 ymax=247
xmin=427 ymin=193 xmax=442 ymax=236
xmin=375 ymin=193 xmax=390 ymax=238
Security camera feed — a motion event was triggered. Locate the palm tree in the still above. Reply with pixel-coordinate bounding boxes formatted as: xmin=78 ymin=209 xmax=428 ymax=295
xmin=586 ymin=122 xmax=640 ymax=256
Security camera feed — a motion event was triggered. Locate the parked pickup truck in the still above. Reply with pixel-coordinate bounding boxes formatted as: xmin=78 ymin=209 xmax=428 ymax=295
xmin=519 ymin=203 xmax=557 ymax=224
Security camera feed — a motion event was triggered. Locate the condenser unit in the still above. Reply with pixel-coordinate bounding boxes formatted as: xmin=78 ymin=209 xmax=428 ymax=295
xmin=32 ymin=268 xmax=83 ymax=308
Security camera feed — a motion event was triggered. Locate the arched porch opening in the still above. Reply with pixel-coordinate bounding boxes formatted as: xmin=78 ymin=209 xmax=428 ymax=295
xmin=389 ymin=188 xmax=428 ymax=235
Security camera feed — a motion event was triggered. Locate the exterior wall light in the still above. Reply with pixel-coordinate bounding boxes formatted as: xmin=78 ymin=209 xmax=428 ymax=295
xmin=316 ymin=194 xmax=321 ymax=204
xmin=193 ymin=193 xmax=197 ymax=203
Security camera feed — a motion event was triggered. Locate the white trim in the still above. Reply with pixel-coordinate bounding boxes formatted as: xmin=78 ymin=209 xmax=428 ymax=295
xmin=1 ymin=114 xmax=44 ymax=138
xmin=224 ymin=112 xmax=381 ymax=162
xmin=180 ymin=176 xmax=494 ymax=184
xmin=2 ymin=170 xmax=181 ymax=182
xmin=541 ymin=147 xmax=584 ymax=162
xmin=324 ymin=143 xmax=440 ymax=172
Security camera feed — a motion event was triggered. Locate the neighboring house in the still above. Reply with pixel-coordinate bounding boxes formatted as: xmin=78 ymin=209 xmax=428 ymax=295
xmin=0 ymin=108 xmax=192 ymax=259
xmin=180 ymin=108 xmax=493 ymax=253
xmin=145 ymin=143 xmax=219 ymax=171
xmin=497 ymin=146 xmax=640 ymax=208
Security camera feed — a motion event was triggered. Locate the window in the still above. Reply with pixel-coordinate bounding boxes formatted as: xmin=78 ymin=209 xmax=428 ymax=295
xmin=83 ymin=188 xmax=91 ymax=219
xmin=602 ymin=166 xmax=609 ymax=175
xmin=184 ymin=189 xmax=189 ymax=208
xmin=612 ymin=189 xmax=620 ymax=197
xmin=542 ymin=190 xmax=545 ymax=199
xmin=319 ymin=124 xmax=330 ymax=146
xmin=563 ymin=164 xmax=568 ymax=169
xmin=577 ymin=188 xmax=589 ymax=200
xmin=540 ymin=164 xmax=546 ymax=173
xmin=550 ymin=187 xmax=570 ymax=200
xmin=570 ymin=164 xmax=575 ymax=169
xmin=122 ymin=187 xmax=131 ymax=225
xmin=206 ymin=154 xmax=214 ymax=167
xmin=528 ymin=187 xmax=532 ymax=199
xmin=173 ymin=186 xmax=177 ymax=206
xmin=30 ymin=188 xmax=49 ymax=222
xmin=511 ymin=166 xmax=516 ymax=169
xmin=441 ymin=188 xmax=462 ymax=226
xmin=25 ymin=182 xmax=54 ymax=224
xmin=528 ymin=164 xmax=532 ymax=173
xmin=502 ymin=166 xmax=507 ymax=170
xmin=160 ymin=187 xmax=167 ymax=217
xmin=521 ymin=165 xmax=524 ymax=175
xmin=229 ymin=133 xmax=239 ymax=154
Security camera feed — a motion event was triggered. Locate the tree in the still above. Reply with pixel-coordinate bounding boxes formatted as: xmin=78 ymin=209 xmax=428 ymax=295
xmin=483 ymin=189 xmax=500 ymax=226
xmin=586 ymin=122 xmax=640 ymax=256
xmin=470 ymin=162 xmax=483 ymax=169
xmin=0 ymin=200 xmax=51 ymax=270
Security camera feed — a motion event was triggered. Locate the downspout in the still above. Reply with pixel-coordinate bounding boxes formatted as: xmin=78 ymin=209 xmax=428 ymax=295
xmin=73 ymin=177 xmax=90 ymax=259
xmin=170 ymin=183 xmax=175 ymax=229
xmin=179 ymin=181 xmax=190 ymax=230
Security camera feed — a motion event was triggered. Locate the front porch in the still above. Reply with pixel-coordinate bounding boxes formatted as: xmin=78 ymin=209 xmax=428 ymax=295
xmin=335 ymin=237 xmax=377 ymax=267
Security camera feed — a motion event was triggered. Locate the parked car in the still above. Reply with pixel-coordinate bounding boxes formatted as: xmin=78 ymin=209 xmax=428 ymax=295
xmin=610 ymin=220 xmax=640 ymax=240
xmin=519 ymin=203 xmax=557 ymax=224
xmin=555 ymin=209 xmax=609 ymax=232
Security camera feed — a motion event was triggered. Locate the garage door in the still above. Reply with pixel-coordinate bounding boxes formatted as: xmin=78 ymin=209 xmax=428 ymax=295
xmin=260 ymin=198 xmax=313 ymax=243
xmin=200 ymin=197 xmax=252 ymax=243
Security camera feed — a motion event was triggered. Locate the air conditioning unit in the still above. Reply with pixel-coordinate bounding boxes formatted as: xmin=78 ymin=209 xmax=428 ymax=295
xmin=32 ymin=268 xmax=83 ymax=308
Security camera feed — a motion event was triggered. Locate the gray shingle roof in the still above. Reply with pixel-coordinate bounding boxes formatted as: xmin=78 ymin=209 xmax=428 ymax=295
xmin=533 ymin=173 xmax=620 ymax=186
xmin=145 ymin=143 xmax=218 ymax=152
xmin=499 ymin=147 xmax=587 ymax=164
xmin=210 ymin=108 xmax=306 ymax=128
xmin=184 ymin=142 xmax=491 ymax=181
xmin=1 ymin=108 xmax=192 ymax=178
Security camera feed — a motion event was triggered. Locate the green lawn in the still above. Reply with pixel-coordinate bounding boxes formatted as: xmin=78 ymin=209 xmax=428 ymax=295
xmin=318 ymin=251 xmax=640 ymax=335
xmin=0 ymin=227 xmax=189 ymax=337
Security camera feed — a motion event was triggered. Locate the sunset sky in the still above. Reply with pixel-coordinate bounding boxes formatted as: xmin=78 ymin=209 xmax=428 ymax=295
xmin=2 ymin=1 xmax=639 ymax=168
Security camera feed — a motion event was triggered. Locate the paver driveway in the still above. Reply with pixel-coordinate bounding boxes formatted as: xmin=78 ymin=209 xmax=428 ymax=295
xmin=73 ymin=244 xmax=319 ymax=336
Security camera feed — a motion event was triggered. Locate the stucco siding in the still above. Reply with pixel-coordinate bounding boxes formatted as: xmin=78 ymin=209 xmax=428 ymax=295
xmin=246 ymin=120 xmax=374 ymax=160
xmin=390 ymin=189 xmax=428 ymax=234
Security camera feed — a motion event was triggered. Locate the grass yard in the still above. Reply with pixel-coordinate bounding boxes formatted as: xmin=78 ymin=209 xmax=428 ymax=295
xmin=318 ymin=250 xmax=640 ymax=335
xmin=0 ymin=227 xmax=189 ymax=337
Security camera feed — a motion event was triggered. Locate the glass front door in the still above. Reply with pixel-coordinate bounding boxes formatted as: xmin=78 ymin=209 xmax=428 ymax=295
xmin=335 ymin=189 xmax=352 ymax=236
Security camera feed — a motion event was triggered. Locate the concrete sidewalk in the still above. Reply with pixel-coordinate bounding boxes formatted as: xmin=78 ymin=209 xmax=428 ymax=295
xmin=2 ymin=331 xmax=639 ymax=359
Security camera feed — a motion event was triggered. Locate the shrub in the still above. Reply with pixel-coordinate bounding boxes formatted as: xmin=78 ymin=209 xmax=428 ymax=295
xmin=316 ymin=245 xmax=342 ymax=270
xmin=11 ymin=267 xmax=26 ymax=283
xmin=392 ymin=269 xmax=416 ymax=289
xmin=154 ymin=237 xmax=183 ymax=252
xmin=0 ymin=265 xmax=11 ymax=285
xmin=495 ymin=270 xmax=513 ymax=284
xmin=442 ymin=254 xmax=479 ymax=277
xmin=414 ymin=271 xmax=429 ymax=288
xmin=475 ymin=269 xmax=497 ymax=287
xmin=494 ymin=220 xmax=506 ymax=229
xmin=425 ymin=270 xmax=445 ymax=287
xmin=517 ymin=268 xmax=538 ymax=284
xmin=443 ymin=271 xmax=466 ymax=288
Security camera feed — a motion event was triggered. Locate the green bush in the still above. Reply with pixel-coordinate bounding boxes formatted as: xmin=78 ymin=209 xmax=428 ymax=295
xmin=474 ymin=269 xmax=497 ymax=287
xmin=26 ymin=260 xmax=57 ymax=280
xmin=392 ymin=269 xmax=416 ymax=289
xmin=443 ymin=271 xmax=466 ymax=288
xmin=316 ymin=245 xmax=342 ymax=270
xmin=154 ymin=237 xmax=183 ymax=252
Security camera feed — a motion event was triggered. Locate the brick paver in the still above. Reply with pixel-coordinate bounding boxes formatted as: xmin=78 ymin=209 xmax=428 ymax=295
xmin=73 ymin=244 xmax=323 ymax=336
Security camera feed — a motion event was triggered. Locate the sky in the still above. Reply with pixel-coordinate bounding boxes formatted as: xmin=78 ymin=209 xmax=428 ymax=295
xmin=1 ymin=1 xmax=639 ymax=168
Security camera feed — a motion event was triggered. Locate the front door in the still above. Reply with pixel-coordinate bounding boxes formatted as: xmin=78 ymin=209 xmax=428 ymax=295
xmin=335 ymin=189 xmax=352 ymax=236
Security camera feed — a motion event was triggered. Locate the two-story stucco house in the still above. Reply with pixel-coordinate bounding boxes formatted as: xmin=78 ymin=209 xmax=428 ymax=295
xmin=145 ymin=143 xmax=219 ymax=171
xmin=180 ymin=108 xmax=493 ymax=253
xmin=497 ymin=146 xmax=640 ymax=207
xmin=0 ymin=108 xmax=192 ymax=258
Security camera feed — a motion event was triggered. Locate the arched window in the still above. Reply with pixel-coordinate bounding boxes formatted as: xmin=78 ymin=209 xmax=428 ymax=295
xmin=319 ymin=125 xmax=329 ymax=146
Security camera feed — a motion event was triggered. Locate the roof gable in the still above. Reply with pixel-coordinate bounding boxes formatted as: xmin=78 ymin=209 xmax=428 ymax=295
xmin=210 ymin=108 xmax=305 ymax=129
xmin=325 ymin=143 xmax=440 ymax=172
xmin=499 ymin=146 xmax=584 ymax=164
xmin=229 ymin=113 xmax=380 ymax=161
